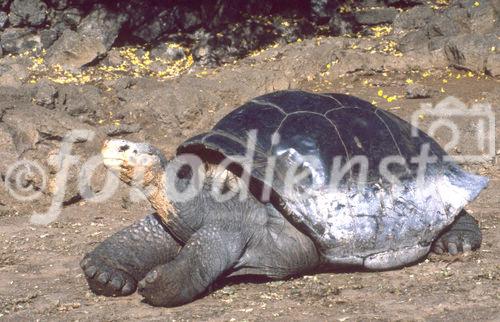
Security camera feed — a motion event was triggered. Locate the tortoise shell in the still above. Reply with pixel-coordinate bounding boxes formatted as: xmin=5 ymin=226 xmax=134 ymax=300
xmin=178 ymin=90 xmax=488 ymax=269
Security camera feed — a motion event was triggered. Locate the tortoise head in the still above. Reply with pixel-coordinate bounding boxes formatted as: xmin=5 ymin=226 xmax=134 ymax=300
xmin=102 ymin=139 xmax=177 ymax=224
xmin=101 ymin=139 xmax=167 ymax=187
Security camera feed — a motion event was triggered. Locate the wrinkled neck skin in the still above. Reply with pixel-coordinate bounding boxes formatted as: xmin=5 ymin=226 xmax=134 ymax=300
xmin=134 ymin=161 xmax=191 ymax=242
xmin=139 ymin=161 xmax=248 ymax=243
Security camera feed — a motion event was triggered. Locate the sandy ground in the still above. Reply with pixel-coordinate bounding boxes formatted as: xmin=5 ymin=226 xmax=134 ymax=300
xmin=0 ymin=71 xmax=499 ymax=321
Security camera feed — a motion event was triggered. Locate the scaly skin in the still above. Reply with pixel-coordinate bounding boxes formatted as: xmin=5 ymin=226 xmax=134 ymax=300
xmin=432 ymin=209 xmax=482 ymax=255
xmin=81 ymin=139 xmax=482 ymax=307
xmin=80 ymin=214 xmax=181 ymax=296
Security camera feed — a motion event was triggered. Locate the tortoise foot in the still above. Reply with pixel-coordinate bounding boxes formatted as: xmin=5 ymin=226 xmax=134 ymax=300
xmin=432 ymin=210 xmax=482 ymax=255
xmin=80 ymin=254 xmax=137 ymax=296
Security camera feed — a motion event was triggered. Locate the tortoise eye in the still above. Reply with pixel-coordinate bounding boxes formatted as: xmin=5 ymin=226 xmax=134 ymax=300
xmin=119 ymin=145 xmax=130 ymax=152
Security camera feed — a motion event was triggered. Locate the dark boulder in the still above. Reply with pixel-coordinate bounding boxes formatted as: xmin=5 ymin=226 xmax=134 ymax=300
xmin=77 ymin=5 xmax=128 ymax=50
xmin=46 ymin=0 xmax=70 ymax=10
xmin=45 ymin=29 xmax=106 ymax=70
xmin=40 ymin=29 xmax=58 ymax=49
xmin=397 ymin=30 xmax=428 ymax=52
xmin=393 ymin=5 xmax=434 ymax=33
xmin=49 ymin=7 xmax=83 ymax=32
xmin=386 ymin=0 xmax=425 ymax=5
xmin=8 ymin=0 xmax=47 ymax=27
xmin=0 ymin=11 xmax=8 ymax=30
xmin=444 ymin=33 xmax=500 ymax=72
xmin=426 ymin=14 xmax=468 ymax=38
xmin=151 ymin=44 xmax=186 ymax=61
xmin=354 ymin=8 xmax=398 ymax=25
xmin=130 ymin=9 xmax=178 ymax=42
xmin=0 ymin=27 xmax=42 ymax=54
xmin=34 ymin=79 xmax=58 ymax=109
xmin=46 ymin=5 xmax=127 ymax=69
xmin=328 ymin=12 xmax=354 ymax=36
xmin=310 ymin=0 xmax=338 ymax=20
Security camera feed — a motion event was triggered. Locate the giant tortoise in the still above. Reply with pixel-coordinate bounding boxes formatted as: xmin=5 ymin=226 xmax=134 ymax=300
xmin=81 ymin=90 xmax=487 ymax=306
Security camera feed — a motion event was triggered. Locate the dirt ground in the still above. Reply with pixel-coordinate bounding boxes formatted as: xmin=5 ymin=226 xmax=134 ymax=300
xmin=1 ymin=59 xmax=499 ymax=320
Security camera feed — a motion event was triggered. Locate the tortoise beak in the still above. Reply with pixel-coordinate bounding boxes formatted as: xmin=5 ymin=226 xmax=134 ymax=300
xmin=101 ymin=140 xmax=128 ymax=170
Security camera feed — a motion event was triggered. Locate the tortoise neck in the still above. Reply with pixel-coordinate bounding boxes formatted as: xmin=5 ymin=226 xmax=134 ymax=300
xmin=143 ymin=168 xmax=196 ymax=242
xmin=146 ymin=172 xmax=176 ymax=222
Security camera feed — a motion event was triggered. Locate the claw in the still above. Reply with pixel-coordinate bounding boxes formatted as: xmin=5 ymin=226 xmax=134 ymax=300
xmin=462 ymin=241 xmax=472 ymax=252
xmin=145 ymin=270 xmax=158 ymax=283
xmin=80 ymin=257 xmax=91 ymax=269
xmin=84 ymin=266 xmax=98 ymax=278
xmin=97 ymin=272 xmax=111 ymax=284
xmin=433 ymin=246 xmax=444 ymax=254
xmin=110 ymin=275 xmax=125 ymax=290
xmin=447 ymin=242 xmax=458 ymax=255
xmin=138 ymin=279 xmax=147 ymax=291
xmin=122 ymin=280 xmax=135 ymax=295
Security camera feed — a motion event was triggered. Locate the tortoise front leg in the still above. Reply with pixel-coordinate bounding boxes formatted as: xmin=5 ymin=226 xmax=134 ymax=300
xmin=137 ymin=224 xmax=245 ymax=307
xmin=80 ymin=213 xmax=181 ymax=296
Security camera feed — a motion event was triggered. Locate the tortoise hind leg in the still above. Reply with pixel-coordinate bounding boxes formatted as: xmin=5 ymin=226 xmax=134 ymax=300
xmin=432 ymin=209 xmax=482 ymax=255
xmin=80 ymin=213 xmax=181 ymax=296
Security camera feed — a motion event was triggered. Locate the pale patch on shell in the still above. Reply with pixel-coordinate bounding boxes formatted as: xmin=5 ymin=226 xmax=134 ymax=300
xmin=205 ymin=163 xmax=247 ymax=193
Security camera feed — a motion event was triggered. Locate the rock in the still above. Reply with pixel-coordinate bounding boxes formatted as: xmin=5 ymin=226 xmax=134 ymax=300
xmin=274 ymin=18 xmax=316 ymax=44
xmin=0 ymin=61 xmax=29 ymax=88
xmin=191 ymin=29 xmax=220 ymax=66
xmin=60 ymin=7 xmax=83 ymax=28
xmin=103 ymin=123 xmax=141 ymax=136
xmin=176 ymin=6 xmax=202 ymax=31
xmin=131 ymin=9 xmax=177 ymax=42
xmin=46 ymin=5 xmax=127 ymax=70
xmin=45 ymin=29 xmax=106 ymax=70
xmin=8 ymin=0 xmax=47 ymax=27
xmin=151 ymin=44 xmax=186 ymax=61
xmin=405 ymin=83 xmax=435 ymax=98
xmin=354 ymin=8 xmax=398 ymax=25
xmin=77 ymin=5 xmax=128 ymax=50
xmin=49 ymin=8 xmax=83 ymax=36
xmin=426 ymin=15 xmax=468 ymax=38
xmin=328 ymin=12 xmax=354 ymax=36
xmin=333 ymin=50 xmax=387 ymax=75
xmin=112 ymin=77 xmax=136 ymax=90
xmin=397 ymin=30 xmax=429 ymax=52
xmin=103 ymin=48 xmax=124 ymax=66
xmin=444 ymin=33 xmax=499 ymax=72
xmin=311 ymin=0 xmax=338 ymax=20
xmin=0 ymin=27 xmax=42 ymax=54
xmin=393 ymin=6 xmax=434 ymax=33
xmin=0 ymin=11 xmax=8 ymax=29
xmin=40 ymin=29 xmax=58 ymax=49
xmin=428 ymin=36 xmax=448 ymax=51
xmin=34 ymin=80 xmax=58 ymax=109
xmin=0 ymin=124 xmax=19 ymax=176
xmin=485 ymin=54 xmax=500 ymax=77
xmin=47 ymin=0 xmax=69 ymax=10
xmin=55 ymin=84 xmax=103 ymax=117
xmin=442 ymin=4 xmax=468 ymax=25
xmin=467 ymin=0 xmax=499 ymax=33
xmin=386 ymin=0 xmax=425 ymax=5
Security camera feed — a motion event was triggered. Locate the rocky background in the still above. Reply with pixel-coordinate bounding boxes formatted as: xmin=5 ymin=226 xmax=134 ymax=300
xmin=0 ymin=0 xmax=498 ymax=70
xmin=0 ymin=0 xmax=499 ymax=245
xmin=0 ymin=1 xmax=499 ymax=320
